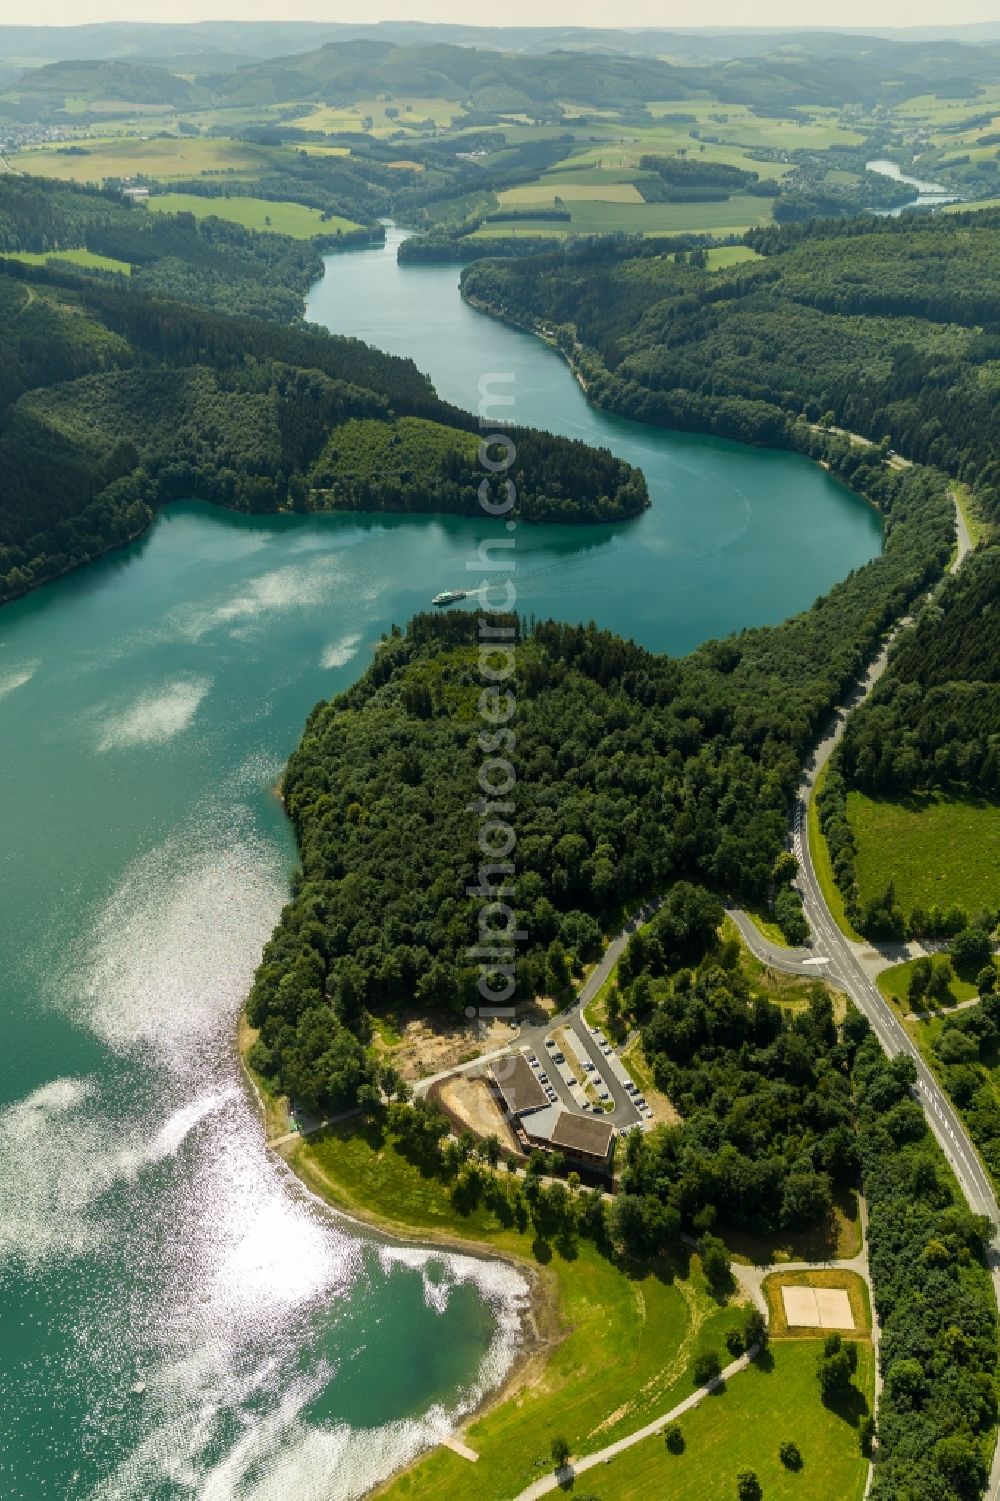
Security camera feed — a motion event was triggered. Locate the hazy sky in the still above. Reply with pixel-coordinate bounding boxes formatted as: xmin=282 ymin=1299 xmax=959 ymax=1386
xmin=12 ymin=1 xmax=993 ymax=32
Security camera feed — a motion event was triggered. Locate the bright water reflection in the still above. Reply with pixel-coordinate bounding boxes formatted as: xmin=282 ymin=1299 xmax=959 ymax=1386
xmin=0 ymin=511 xmax=529 ymax=1501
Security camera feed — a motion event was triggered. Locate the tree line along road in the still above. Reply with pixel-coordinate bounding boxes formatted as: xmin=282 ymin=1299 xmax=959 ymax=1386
xmin=738 ymin=492 xmax=1000 ymax=1498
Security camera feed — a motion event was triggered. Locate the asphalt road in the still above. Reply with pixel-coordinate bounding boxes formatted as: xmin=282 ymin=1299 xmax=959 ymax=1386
xmin=740 ymin=493 xmax=1000 ymax=1497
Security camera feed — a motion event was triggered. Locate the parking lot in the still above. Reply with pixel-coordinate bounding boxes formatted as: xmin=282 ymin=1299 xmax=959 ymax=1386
xmin=516 ymin=1019 xmax=652 ymax=1135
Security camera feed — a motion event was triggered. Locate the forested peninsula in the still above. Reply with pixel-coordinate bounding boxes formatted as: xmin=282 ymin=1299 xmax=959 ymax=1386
xmin=247 ymin=456 xmax=951 ymax=1115
xmin=0 ymin=260 xmax=646 ymax=604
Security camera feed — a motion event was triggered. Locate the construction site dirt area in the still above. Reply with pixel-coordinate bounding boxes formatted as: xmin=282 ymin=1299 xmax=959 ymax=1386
xmin=373 ymin=1013 xmax=515 ymax=1082
xmin=438 ymin=1074 xmax=519 ymax=1153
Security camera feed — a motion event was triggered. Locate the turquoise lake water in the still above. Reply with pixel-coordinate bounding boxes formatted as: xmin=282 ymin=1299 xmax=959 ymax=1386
xmin=0 ymin=228 xmax=881 ymax=1500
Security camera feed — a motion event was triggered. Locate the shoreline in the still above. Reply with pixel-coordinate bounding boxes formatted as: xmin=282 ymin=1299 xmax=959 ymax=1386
xmin=460 ymin=288 xmax=892 ymax=524
xmin=233 ymin=1009 xmax=564 ymax=1490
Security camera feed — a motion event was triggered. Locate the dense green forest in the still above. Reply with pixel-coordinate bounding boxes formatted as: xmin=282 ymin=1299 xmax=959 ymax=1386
xmin=627 ymin=950 xmax=857 ymax=1238
xmin=854 ymin=1035 xmax=997 ymax=1501
xmin=840 ymin=551 xmax=1000 ymax=798
xmin=0 ymin=175 xmax=332 ymax=321
xmin=245 ymin=453 xmax=952 ymax=1112
xmin=462 ymin=212 xmax=1000 ymax=526
xmin=309 ymin=414 xmax=647 ymax=521
xmin=0 ymin=260 xmax=644 ymax=601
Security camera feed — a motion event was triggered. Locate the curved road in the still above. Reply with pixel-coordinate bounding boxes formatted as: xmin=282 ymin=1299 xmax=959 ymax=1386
xmin=739 ymin=492 xmax=1000 ymax=1496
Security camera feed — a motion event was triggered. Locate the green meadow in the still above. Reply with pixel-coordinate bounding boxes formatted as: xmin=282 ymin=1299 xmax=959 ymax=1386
xmin=147 ymin=191 xmax=360 ymax=236
xmin=847 ymin=791 xmax=1000 ymax=920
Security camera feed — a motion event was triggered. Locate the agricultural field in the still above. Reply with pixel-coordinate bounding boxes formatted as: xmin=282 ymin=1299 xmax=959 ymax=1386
xmin=644 ymin=97 xmax=865 ymax=150
xmin=146 ymin=192 xmax=360 ymax=236
xmin=565 ymin=127 xmax=797 ymax=180
xmin=499 ymin=180 xmax=645 ymax=206
xmin=289 ymin=96 xmax=464 ymax=136
xmin=847 ymin=790 xmax=1000 ymax=922
xmin=946 ymin=195 xmax=1000 ymax=215
xmin=473 ymin=193 xmax=773 ymax=238
xmin=893 ymin=90 xmax=1000 ymax=135
xmin=9 ymin=134 xmax=268 ymax=183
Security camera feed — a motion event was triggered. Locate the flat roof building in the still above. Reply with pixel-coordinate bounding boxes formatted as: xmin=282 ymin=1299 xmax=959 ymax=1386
xmin=549 ymin=1111 xmax=615 ymax=1163
xmin=491 ymin=1055 xmax=549 ymax=1118
xmin=524 ymin=1104 xmax=614 ymax=1169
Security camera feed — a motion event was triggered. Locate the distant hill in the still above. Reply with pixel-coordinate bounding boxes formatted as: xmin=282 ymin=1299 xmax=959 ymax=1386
xmin=2 ymin=28 xmax=1000 ymax=120
xmin=9 ymin=57 xmax=197 ymax=107
xmin=2 ymin=20 xmax=1000 ymax=68
xmin=211 ymin=34 xmax=1000 ymax=113
xmin=214 ymin=39 xmax=698 ymax=111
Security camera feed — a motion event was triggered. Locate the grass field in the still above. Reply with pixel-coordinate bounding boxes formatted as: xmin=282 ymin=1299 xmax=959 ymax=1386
xmin=473 ymin=193 xmax=772 ymax=239
xmin=809 ymin=767 xmax=865 ymax=942
xmin=147 ymin=192 xmax=360 ymax=236
xmin=743 ymin=904 xmax=791 ymax=946
xmin=499 ymin=181 xmax=645 ymax=206
xmin=706 ymin=245 xmax=762 ymax=269
xmin=284 ymin=104 xmax=363 ymax=133
xmin=293 ymin=1126 xmax=746 ymax=1501
xmin=847 ymin=790 xmax=1000 ymax=921
xmin=576 ymin=1340 xmax=873 ymax=1501
xmin=10 ymin=135 xmax=267 ymax=182
xmin=565 ymin=129 xmax=797 ymax=181
xmin=289 ymin=96 xmax=464 ymax=136
xmin=946 ymin=196 xmax=1000 ymax=215
xmin=0 ymin=247 xmax=131 ymax=273
xmin=877 ymin=958 xmax=979 ymax=1014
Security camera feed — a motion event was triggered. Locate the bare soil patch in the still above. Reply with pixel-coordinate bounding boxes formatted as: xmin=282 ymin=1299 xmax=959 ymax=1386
xmin=438 ymin=1074 xmax=520 ymax=1153
xmin=372 ymin=1011 xmax=516 ymax=1081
